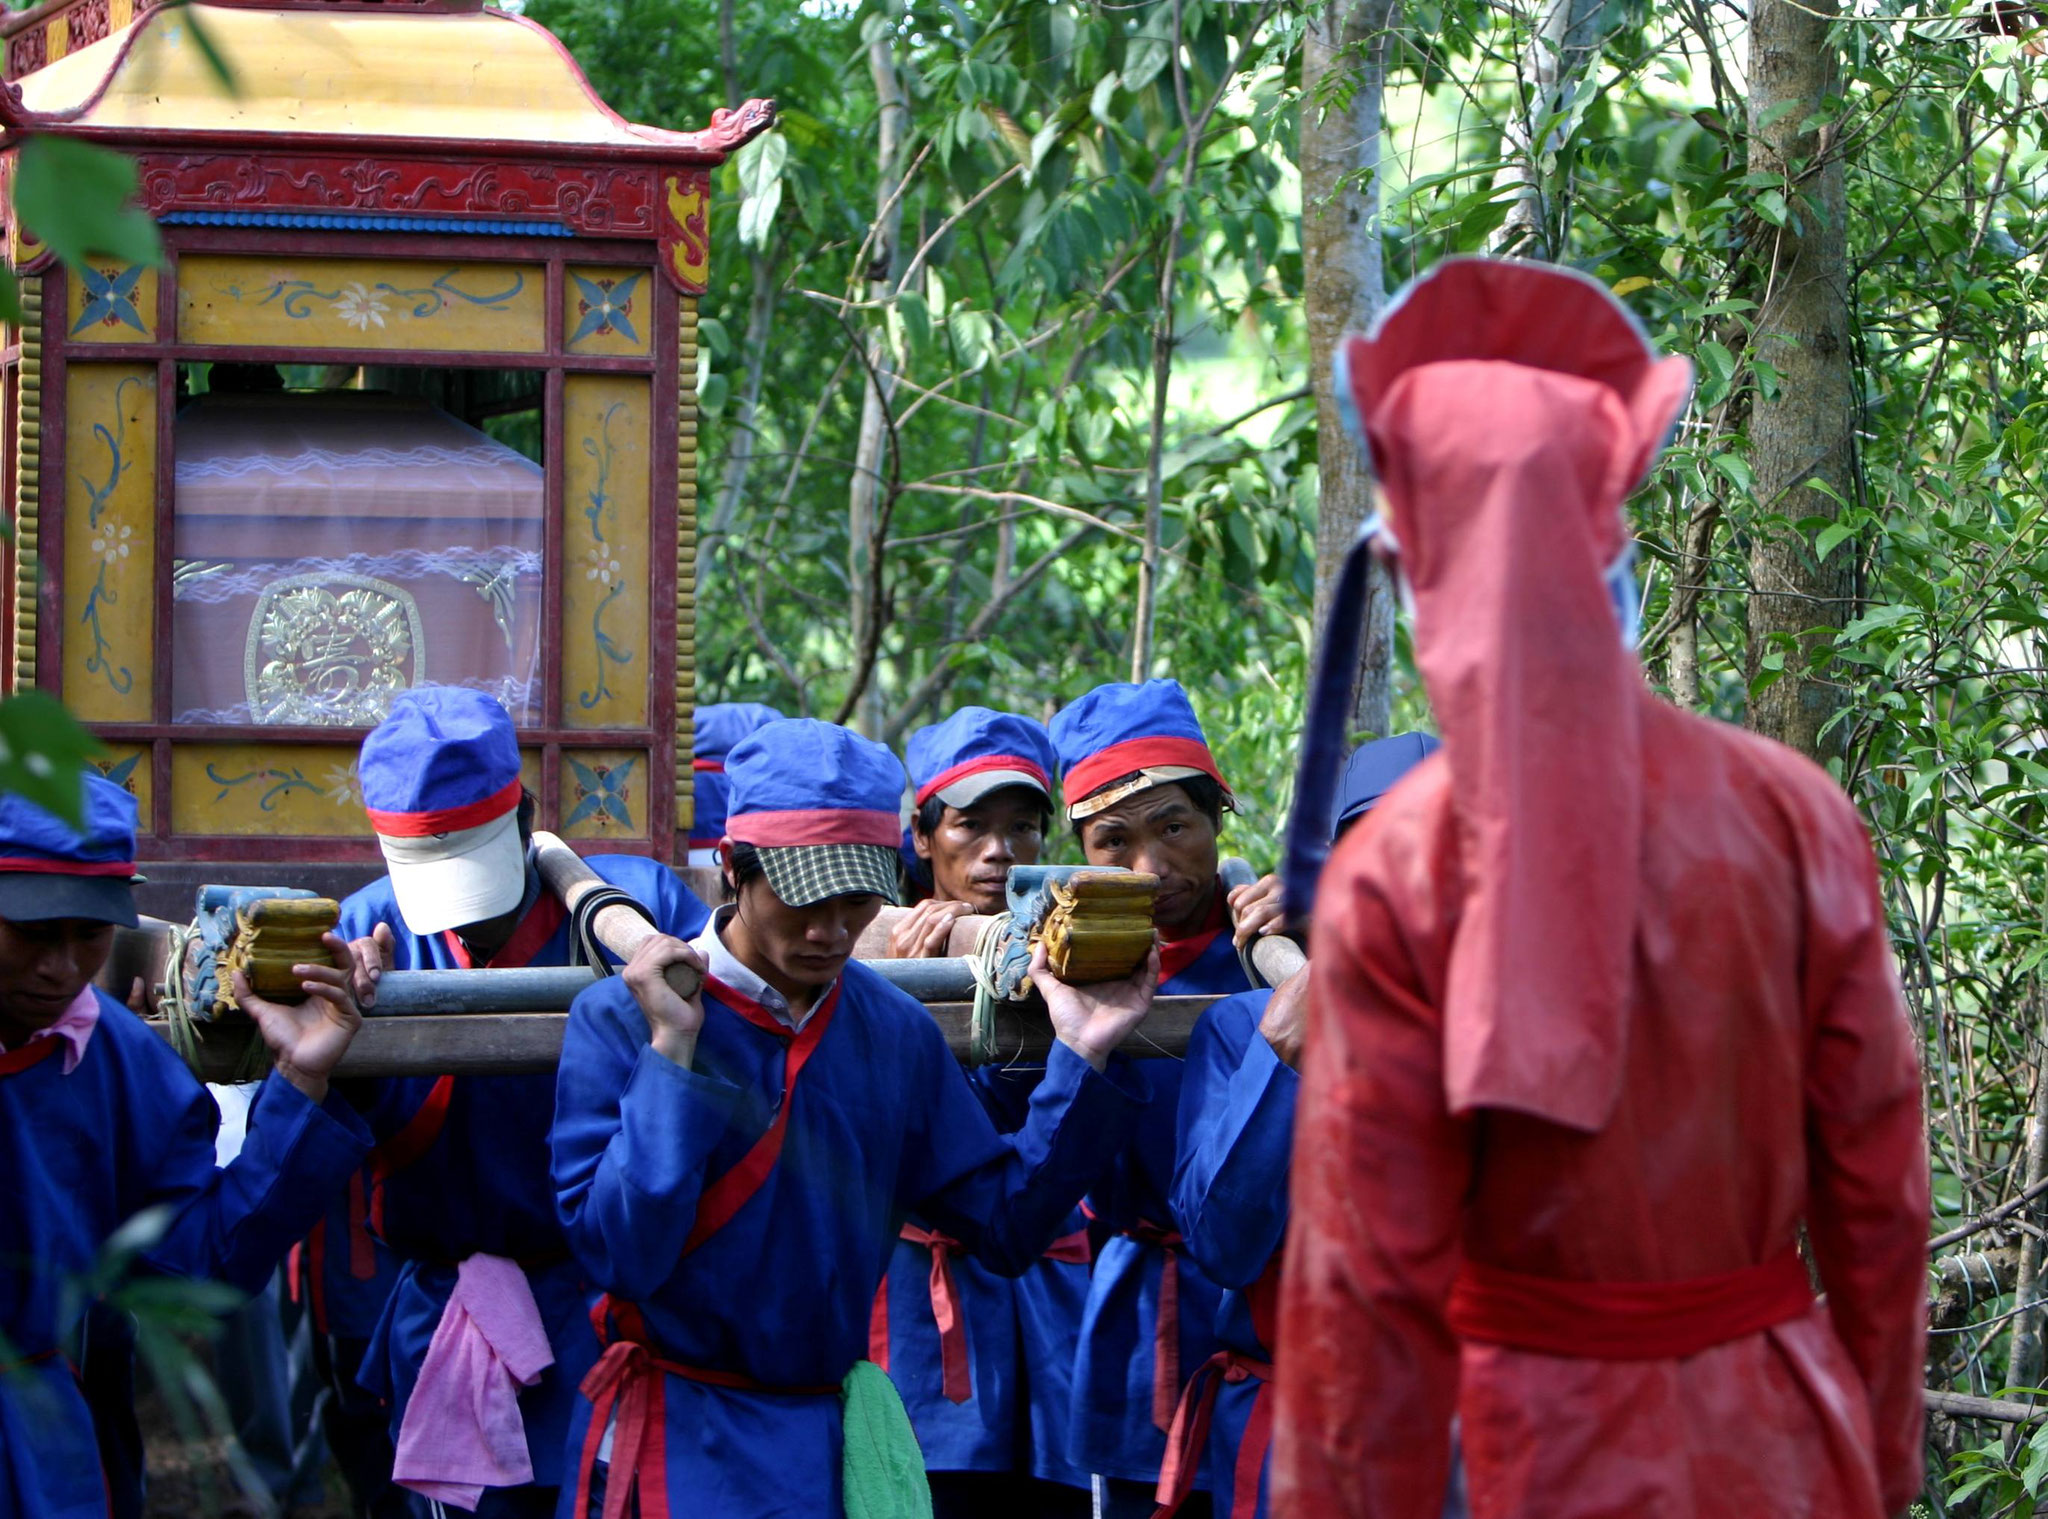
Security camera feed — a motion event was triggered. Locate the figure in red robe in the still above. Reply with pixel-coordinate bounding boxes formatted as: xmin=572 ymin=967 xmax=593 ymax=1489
xmin=1271 ymin=258 xmax=1929 ymax=1519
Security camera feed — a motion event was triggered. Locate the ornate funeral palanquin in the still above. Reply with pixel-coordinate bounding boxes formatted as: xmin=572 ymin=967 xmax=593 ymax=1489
xmin=0 ymin=0 xmax=771 ymax=901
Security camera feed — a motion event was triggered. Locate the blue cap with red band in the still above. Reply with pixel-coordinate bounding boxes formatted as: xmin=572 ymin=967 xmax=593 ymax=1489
xmin=725 ymin=719 xmax=905 ymax=906
xmin=1049 ymin=679 xmax=1229 ymax=821
xmin=360 ymin=688 xmax=523 ymax=835
xmin=0 ymin=773 xmax=141 ymax=926
xmin=359 ymin=688 xmax=528 ymax=937
xmin=726 ymin=719 xmax=904 ymax=848
xmin=690 ymin=702 xmax=784 ymax=848
xmin=906 ymin=707 xmax=1055 ymax=810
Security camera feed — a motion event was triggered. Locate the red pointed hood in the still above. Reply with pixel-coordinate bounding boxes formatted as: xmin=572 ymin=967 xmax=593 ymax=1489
xmin=1340 ymin=258 xmax=1691 ymax=1132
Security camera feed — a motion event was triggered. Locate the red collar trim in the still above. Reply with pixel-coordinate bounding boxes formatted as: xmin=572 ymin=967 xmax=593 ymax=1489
xmin=1157 ymin=881 xmax=1227 ymax=983
xmin=443 ymin=892 xmax=566 ymax=970
xmin=704 ymin=974 xmax=842 ymax=1040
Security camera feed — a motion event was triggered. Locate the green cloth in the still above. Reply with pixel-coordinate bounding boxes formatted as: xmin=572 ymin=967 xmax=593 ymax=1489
xmin=841 ymin=1359 xmax=932 ymax=1519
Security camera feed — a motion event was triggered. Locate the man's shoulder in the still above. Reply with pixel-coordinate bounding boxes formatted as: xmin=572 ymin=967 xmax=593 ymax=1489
xmin=336 ymin=875 xmax=401 ymax=927
xmin=839 ymin=959 xmax=942 ymax=1037
xmin=583 ymin=854 xmax=710 ymax=934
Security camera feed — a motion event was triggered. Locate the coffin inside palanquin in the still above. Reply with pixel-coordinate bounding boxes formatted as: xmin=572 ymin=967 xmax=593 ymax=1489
xmin=170 ymin=392 xmax=544 ymax=729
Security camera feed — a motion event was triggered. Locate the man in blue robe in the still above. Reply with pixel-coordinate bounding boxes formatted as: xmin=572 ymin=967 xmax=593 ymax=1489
xmin=1156 ymin=734 xmax=1439 ymax=1519
xmin=551 ymin=717 xmax=1154 ymax=1519
xmin=1048 ymin=679 xmax=1286 ymax=1518
xmin=0 ymin=774 xmax=373 ymax=1519
xmin=873 ymin=707 xmax=1091 ymax=1516
xmin=337 ymin=687 xmax=708 ymax=1517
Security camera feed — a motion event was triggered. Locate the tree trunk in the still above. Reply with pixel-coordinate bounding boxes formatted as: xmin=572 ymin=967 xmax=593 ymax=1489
xmin=1743 ymin=0 xmax=1855 ymax=761
xmin=1302 ymin=0 xmax=1397 ymax=740
xmin=708 ymin=0 xmax=778 ymax=550
xmin=846 ymin=27 xmax=909 ymax=736
xmin=1492 ymin=0 xmax=1607 ymax=258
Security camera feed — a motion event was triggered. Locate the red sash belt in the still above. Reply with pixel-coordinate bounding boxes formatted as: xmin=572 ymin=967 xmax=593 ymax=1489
xmin=1151 ymin=1350 xmax=1272 ymax=1518
xmin=1448 ymin=1245 xmax=1814 ymax=1361
xmin=866 ymin=1224 xmax=1094 ymax=1404
xmin=0 ymin=1038 xmax=60 ymax=1078
xmin=1121 ymin=1217 xmax=1185 ymax=1432
xmin=576 ymin=1295 xmax=837 ymax=1519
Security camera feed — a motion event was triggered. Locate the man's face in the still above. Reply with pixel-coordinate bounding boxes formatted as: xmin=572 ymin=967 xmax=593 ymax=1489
xmin=916 ymin=787 xmax=1047 ymax=914
xmin=0 ymin=916 xmax=114 ymax=1042
xmin=1076 ymin=783 xmax=1219 ymax=938
xmin=731 ymin=876 xmax=885 ymax=998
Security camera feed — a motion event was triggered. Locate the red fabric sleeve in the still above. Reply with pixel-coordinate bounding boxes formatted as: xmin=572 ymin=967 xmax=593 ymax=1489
xmin=1271 ymin=823 xmax=1472 ymax=1519
xmin=1787 ymin=766 xmax=1928 ymax=1514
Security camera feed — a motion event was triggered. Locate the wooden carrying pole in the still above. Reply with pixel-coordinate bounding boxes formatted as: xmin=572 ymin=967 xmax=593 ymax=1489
xmin=530 ymin=830 xmax=703 ymax=1001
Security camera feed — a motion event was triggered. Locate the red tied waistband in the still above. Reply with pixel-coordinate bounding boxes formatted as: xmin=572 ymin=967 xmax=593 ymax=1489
xmin=1151 ymin=1349 xmax=1273 ymax=1518
xmin=868 ymin=1224 xmax=1097 ymax=1406
xmin=578 ymin=1295 xmax=838 ymax=1519
xmin=1448 ymin=1245 xmax=1815 ymax=1361
xmin=1119 ymin=1218 xmax=1185 ymax=1432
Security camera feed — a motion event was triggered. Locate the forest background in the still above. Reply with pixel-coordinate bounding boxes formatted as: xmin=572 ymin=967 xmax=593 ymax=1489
xmin=1 ymin=0 xmax=2042 ymax=1509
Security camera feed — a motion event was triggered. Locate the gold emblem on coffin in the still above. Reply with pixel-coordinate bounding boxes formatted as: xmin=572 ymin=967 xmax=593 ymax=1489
xmin=243 ymin=573 xmax=424 ymax=726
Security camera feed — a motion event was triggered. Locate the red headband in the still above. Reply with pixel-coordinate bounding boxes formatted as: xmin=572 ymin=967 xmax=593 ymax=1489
xmin=366 ymin=777 xmax=523 ymax=838
xmin=914 ymin=753 xmax=1052 ymax=808
xmin=725 ymin=807 xmax=902 ymax=848
xmin=692 ymin=758 xmax=725 ymax=772
xmin=1062 ymin=735 xmax=1225 ymax=812
xmin=0 ymin=857 xmax=136 ymax=876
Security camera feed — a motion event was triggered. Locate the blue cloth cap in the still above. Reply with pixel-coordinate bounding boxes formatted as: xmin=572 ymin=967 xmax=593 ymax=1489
xmin=691 ymin=703 xmax=785 ymax=847
xmin=1048 ymin=679 xmax=1226 ymax=820
xmin=725 ymin=720 xmax=907 ymax=906
xmin=1334 ymin=732 xmax=1440 ymax=835
xmin=906 ymin=707 xmax=1055 ymax=810
xmin=0 ymin=773 xmax=141 ymax=926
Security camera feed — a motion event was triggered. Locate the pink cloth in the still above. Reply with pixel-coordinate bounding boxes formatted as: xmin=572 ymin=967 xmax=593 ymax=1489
xmin=391 ymin=1253 xmax=555 ymax=1511
xmin=25 ymin=986 xmax=101 ymax=1073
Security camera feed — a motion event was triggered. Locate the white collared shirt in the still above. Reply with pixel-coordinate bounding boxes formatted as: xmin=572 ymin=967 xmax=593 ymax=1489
xmin=691 ymin=904 xmax=825 ymax=1032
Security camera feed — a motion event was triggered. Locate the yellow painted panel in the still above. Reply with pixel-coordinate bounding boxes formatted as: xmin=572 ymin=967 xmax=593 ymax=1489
xmin=561 ymin=376 xmax=649 ymax=730
xmin=178 ymin=255 xmax=544 ymax=354
xmin=561 ymin=748 xmax=650 ymax=841
xmin=68 ymin=261 xmax=156 ymax=343
xmin=64 ymin=366 xmax=154 ymax=722
xmin=171 ymin=744 xmax=372 ymax=836
xmin=89 ymin=744 xmax=151 ymax=818
xmin=564 ymin=267 xmax=653 ymax=358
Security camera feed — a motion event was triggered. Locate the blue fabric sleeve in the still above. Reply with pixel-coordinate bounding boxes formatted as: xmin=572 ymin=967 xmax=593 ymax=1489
xmin=551 ymin=979 xmax=744 ymax=1300
xmin=1172 ymin=991 xmax=1299 ymax=1289
xmin=142 ymin=1062 xmax=373 ymax=1296
xmin=907 ymin=1032 xmax=1145 ymax=1276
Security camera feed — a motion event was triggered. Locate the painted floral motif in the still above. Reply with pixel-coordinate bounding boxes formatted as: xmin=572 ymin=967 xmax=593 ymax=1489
xmin=565 ymin=755 xmax=636 ymax=831
xmin=233 ymin=269 xmax=526 ymax=324
xmin=91 ymin=520 xmax=133 ymax=561
xmin=331 ymin=281 xmax=391 ymax=332
xmin=320 ymin=762 xmax=364 ymax=809
xmin=77 ymin=376 xmax=144 ymax=697
xmin=92 ymin=753 xmax=141 ymax=793
xmin=569 ymin=272 xmax=643 ymax=346
xmin=576 ymin=402 xmax=635 ymax=713
xmin=206 ymin=763 xmax=321 ymax=811
xmin=73 ymin=264 xmax=146 ymax=335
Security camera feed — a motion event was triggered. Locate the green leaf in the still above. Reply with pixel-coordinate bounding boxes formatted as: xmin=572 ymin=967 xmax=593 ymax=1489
xmin=0 ymin=266 xmax=21 ymax=329
xmin=1707 ymin=452 xmax=1752 ymax=493
xmin=947 ymin=306 xmax=993 ymax=371
xmin=0 ymin=691 xmax=100 ymax=826
xmin=15 ymin=136 xmax=162 ymax=270
xmin=1754 ymin=187 xmax=1789 ymax=227
xmin=1814 ymin=519 xmax=1857 ymax=563
xmin=734 ymin=133 xmax=787 ymax=251
xmin=1122 ymin=5 xmax=1172 ymax=93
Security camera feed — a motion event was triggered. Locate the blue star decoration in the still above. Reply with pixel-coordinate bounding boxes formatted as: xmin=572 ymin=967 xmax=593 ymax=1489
xmin=72 ymin=265 xmax=147 ymax=336
xmin=565 ymin=755 xmax=637 ymax=830
xmin=569 ymin=272 xmax=642 ymax=346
